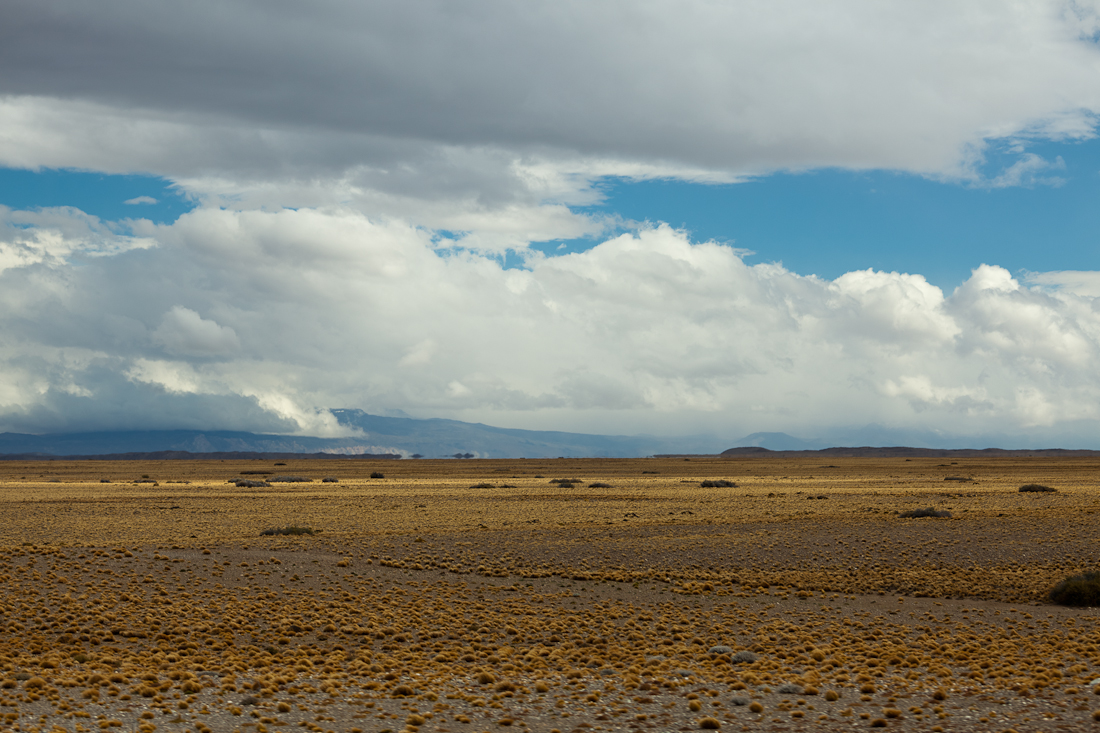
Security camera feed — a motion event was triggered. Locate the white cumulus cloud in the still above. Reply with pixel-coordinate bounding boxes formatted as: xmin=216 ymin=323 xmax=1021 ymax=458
xmin=152 ymin=306 xmax=241 ymax=357
xmin=0 ymin=210 xmax=1097 ymax=444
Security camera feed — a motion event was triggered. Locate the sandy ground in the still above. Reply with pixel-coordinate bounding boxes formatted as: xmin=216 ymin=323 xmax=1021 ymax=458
xmin=1 ymin=455 xmax=1100 ymax=732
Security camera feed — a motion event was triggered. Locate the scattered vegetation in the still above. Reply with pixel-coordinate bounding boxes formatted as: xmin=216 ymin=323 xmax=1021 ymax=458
xmin=898 ymin=507 xmax=952 ymax=519
xmin=259 ymin=525 xmax=318 ymax=536
xmin=3 ymin=454 xmax=1100 ymax=727
xmin=1020 ymin=483 xmax=1056 ymax=492
xmin=268 ymin=475 xmax=312 ymax=483
xmin=588 ymin=482 xmax=613 ymax=488
xmin=1049 ymin=570 xmax=1100 ymax=606
xmin=944 ymin=476 xmax=973 ymax=482
xmin=322 ymin=477 xmax=339 ymax=483
xmin=700 ymin=479 xmax=737 ymax=488
xmin=370 ymin=472 xmax=385 ymax=479
xmin=470 ymin=483 xmax=495 ymax=489
xmin=233 ymin=479 xmax=271 ymax=488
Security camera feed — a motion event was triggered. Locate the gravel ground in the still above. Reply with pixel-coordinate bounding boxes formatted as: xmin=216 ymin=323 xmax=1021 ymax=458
xmin=3 ymin=456 xmax=1100 ymax=732
xmin=3 ymin=542 xmax=1100 ymax=733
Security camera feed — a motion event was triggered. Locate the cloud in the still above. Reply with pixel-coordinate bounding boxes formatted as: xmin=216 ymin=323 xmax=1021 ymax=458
xmin=983 ymin=153 xmax=1067 ymax=189
xmin=2 ymin=3 xmax=1100 ymax=443
xmin=0 ymin=1 xmax=1098 ymax=225
xmin=1 ymin=210 xmax=1100 ymax=443
xmin=152 ymin=306 xmax=240 ymax=357
xmin=1025 ymin=270 xmax=1100 ymax=297
xmin=0 ymin=205 xmax=157 ymax=275
xmin=124 ymin=195 xmax=157 ymax=205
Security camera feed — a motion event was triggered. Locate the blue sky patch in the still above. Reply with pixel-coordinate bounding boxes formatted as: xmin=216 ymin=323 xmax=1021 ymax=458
xmin=535 ymin=137 xmax=1100 ymax=290
xmin=0 ymin=167 xmax=196 ymax=225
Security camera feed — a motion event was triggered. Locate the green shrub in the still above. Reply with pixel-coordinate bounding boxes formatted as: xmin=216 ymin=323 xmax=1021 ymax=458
xmin=898 ymin=507 xmax=951 ymax=518
xmin=1050 ymin=571 xmax=1100 ymax=606
xmin=260 ymin=526 xmax=316 ymax=536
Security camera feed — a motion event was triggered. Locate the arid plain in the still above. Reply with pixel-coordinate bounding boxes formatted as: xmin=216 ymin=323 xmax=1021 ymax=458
xmin=1 ymin=455 xmax=1100 ymax=733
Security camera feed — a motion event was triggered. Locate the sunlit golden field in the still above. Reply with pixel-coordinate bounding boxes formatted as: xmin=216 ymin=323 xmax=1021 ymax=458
xmin=2 ymin=456 xmax=1100 ymax=732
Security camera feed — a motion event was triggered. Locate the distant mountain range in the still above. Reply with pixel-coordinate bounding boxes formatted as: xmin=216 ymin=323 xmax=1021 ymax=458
xmin=726 ymin=431 xmax=830 ymax=451
xmin=0 ymin=409 xmax=733 ymax=459
xmin=720 ymin=445 xmax=1100 ymax=458
xmin=1 ymin=414 xmax=1090 ymax=460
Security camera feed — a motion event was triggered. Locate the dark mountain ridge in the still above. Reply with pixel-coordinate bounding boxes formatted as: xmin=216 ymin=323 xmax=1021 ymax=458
xmin=719 ymin=446 xmax=1100 ymax=458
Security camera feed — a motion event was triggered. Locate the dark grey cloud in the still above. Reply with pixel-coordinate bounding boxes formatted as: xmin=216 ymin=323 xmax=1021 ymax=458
xmin=0 ymin=361 xmax=297 ymax=434
xmin=3 ymin=1 xmax=1098 ymax=185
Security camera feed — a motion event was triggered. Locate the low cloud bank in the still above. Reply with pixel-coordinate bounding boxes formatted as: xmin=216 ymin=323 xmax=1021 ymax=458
xmin=2 ymin=207 xmax=1099 ymax=445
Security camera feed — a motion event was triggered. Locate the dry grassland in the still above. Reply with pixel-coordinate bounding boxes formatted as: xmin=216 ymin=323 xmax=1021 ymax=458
xmin=1 ymin=455 xmax=1100 ymax=732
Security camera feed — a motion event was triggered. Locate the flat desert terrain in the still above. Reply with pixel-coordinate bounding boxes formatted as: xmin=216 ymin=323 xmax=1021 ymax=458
xmin=1 ymin=455 xmax=1099 ymax=733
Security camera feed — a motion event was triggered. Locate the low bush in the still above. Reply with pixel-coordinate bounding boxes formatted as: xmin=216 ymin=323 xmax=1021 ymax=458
xmin=370 ymin=472 xmax=385 ymax=479
xmin=1050 ymin=571 xmax=1100 ymax=606
xmin=469 ymin=483 xmax=495 ymax=489
xmin=321 ymin=477 xmax=339 ymax=483
xmin=268 ymin=476 xmax=312 ymax=483
xmin=588 ymin=482 xmax=613 ymax=488
xmin=260 ymin=526 xmax=317 ymax=536
xmin=234 ymin=479 xmax=271 ymax=488
xmin=899 ymin=507 xmax=952 ymax=518
xmin=700 ymin=479 xmax=737 ymax=488
xmin=1020 ymin=484 xmax=1056 ymax=492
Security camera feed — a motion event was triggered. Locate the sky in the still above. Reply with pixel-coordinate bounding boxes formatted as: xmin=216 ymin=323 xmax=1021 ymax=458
xmin=2 ymin=1 xmax=1100 ymax=448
